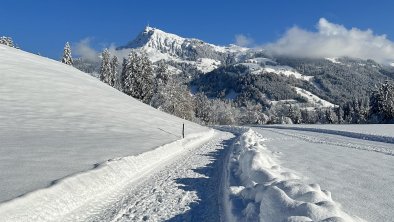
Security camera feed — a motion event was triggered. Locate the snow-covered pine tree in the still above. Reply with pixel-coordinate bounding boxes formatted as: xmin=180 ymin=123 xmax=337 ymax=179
xmin=120 ymin=58 xmax=129 ymax=93
xmin=287 ymin=104 xmax=302 ymax=124
xmin=110 ymin=55 xmax=119 ymax=88
xmin=152 ymin=77 xmax=194 ymax=120
xmin=61 ymin=42 xmax=73 ymax=65
xmin=194 ymin=93 xmax=212 ymax=124
xmin=121 ymin=51 xmax=139 ymax=97
xmin=99 ymin=48 xmax=112 ymax=85
xmin=155 ymin=60 xmax=169 ymax=86
xmin=0 ymin=36 xmax=15 ymax=47
xmin=151 ymin=60 xmax=170 ymax=99
xmin=151 ymin=61 xmax=169 ymax=108
xmin=127 ymin=52 xmax=154 ymax=103
xmin=325 ymin=108 xmax=338 ymax=124
xmin=336 ymin=106 xmax=344 ymax=124
xmin=370 ymin=80 xmax=394 ymax=122
xmin=121 ymin=52 xmax=154 ymax=104
xmin=138 ymin=54 xmax=154 ymax=103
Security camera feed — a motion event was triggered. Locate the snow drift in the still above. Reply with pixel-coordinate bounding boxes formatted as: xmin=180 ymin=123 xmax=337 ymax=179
xmin=0 ymin=44 xmax=209 ymax=203
xmin=223 ymin=129 xmax=363 ymax=222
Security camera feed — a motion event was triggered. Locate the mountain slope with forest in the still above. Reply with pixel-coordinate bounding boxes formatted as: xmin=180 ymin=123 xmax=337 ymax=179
xmin=74 ymin=26 xmax=394 ymax=125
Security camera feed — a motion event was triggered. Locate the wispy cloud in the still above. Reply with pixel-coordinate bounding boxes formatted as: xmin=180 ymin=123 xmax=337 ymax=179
xmin=73 ymin=38 xmax=99 ymax=62
xmin=234 ymin=34 xmax=254 ymax=47
xmin=73 ymin=38 xmax=131 ymax=63
xmin=264 ymin=18 xmax=394 ymax=63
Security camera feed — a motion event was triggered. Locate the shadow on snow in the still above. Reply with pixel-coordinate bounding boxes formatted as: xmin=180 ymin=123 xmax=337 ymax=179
xmin=165 ymin=137 xmax=235 ymax=222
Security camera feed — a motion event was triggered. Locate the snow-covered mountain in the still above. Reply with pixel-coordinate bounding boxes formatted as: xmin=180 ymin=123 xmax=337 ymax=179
xmin=117 ymin=26 xmax=247 ymax=73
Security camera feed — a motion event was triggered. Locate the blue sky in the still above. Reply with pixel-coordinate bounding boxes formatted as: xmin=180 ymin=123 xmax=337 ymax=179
xmin=1 ymin=0 xmax=394 ymax=60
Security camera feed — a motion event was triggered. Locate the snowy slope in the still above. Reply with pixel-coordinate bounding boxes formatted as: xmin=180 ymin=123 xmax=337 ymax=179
xmin=262 ymin=65 xmax=313 ymax=80
xmin=0 ymin=45 xmax=209 ymax=204
xmin=242 ymin=57 xmax=313 ymax=80
xmin=294 ymin=87 xmax=336 ymax=108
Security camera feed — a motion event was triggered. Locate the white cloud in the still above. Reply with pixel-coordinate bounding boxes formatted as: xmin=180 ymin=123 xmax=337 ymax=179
xmin=235 ymin=34 xmax=254 ymax=47
xmin=73 ymin=38 xmax=132 ymax=63
xmin=73 ymin=38 xmax=99 ymax=62
xmin=108 ymin=45 xmax=132 ymax=62
xmin=265 ymin=18 xmax=394 ymax=63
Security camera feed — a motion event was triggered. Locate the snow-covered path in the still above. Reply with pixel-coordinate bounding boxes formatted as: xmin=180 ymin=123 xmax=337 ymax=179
xmin=253 ymin=127 xmax=394 ymax=221
xmin=62 ymin=131 xmax=235 ymax=222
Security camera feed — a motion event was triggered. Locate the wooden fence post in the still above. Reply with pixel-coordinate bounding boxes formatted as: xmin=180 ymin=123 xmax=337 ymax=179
xmin=182 ymin=123 xmax=185 ymax=138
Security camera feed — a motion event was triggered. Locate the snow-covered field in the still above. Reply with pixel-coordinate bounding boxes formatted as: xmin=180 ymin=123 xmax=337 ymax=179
xmin=276 ymin=124 xmax=394 ymax=138
xmin=261 ymin=124 xmax=394 ymax=144
xmin=0 ymin=45 xmax=209 ymax=204
xmin=252 ymin=126 xmax=394 ymax=221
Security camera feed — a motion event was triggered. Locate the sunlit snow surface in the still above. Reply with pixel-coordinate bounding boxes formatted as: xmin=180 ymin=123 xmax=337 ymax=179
xmin=0 ymin=45 xmax=208 ymax=203
xmin=251 ymin=125 xmax=394 ymax=221
xmin=224 ymin=129 xmax=362 ymax=221
xmin=294 ymin=87 xmax=336 ymax=108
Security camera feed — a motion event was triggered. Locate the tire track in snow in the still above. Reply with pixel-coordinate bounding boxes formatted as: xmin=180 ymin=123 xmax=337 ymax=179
xmin=112 ymin=132 xmax=235 ymax=222
xmin=65 ymin=131 xmax=235 ymax=222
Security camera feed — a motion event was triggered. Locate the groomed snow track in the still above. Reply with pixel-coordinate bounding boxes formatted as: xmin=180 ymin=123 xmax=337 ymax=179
xmin=0 ymin=130 xmax=216 ymax=221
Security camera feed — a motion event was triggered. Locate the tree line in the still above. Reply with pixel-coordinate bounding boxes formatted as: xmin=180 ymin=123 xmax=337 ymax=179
xmin=274 ymin=81 xmax=394 ymax=124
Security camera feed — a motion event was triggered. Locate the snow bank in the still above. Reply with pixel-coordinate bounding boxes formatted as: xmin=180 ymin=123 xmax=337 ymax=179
xmin=223 ymin=129 xmax=361 ymax=222
xmin=0 ymin=130 xmax=215 ymax=221
xmin=214 ymin=125 xmax=249 ymax=135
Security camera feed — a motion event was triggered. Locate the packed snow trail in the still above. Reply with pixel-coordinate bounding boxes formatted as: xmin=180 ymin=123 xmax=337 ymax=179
xmin=253 ymin=127 xmax=394 ymax=221
xmin=222 ymin=129 xmax=362 ymax=222
xmin=61 ymin=131 xmax=235 ymax=222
